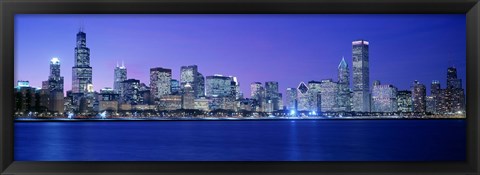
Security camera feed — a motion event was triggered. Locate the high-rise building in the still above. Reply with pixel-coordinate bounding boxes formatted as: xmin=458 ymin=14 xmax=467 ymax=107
xmin=230 ymin=76 xmax=242 ymax=100
xmin=120 ymin=79 xmax=140 ymax=105
xmin=180 ymin=65 xmax=205 ymax=98
xmin=285 ymin=88 xmax=297 ymax=111
xmin=250 ymin=82 xmax=265 ymax=112
xmin=47 ymin=58 xmax=65 ymax=113
xmin=265 ymin=81 xmax=281 ymax=110
xmin=430 ymin=80 xmax=441 ymax=114
xmin=72 ymin=29 xmax=93 ymax=94
xmin=114 ymin=61 xmax=127 ymax=93
xmin=371 ymin=82 xmax=398 ymax=112
xmin=182 ymin=83 xmax=195 ymax=109
xmin=308 ymin=81 xmax=322 ymax=112
xmin=250 ymin=82 xmax=263 ymax=100
xmin=319 ymin=79 xmax=338 ymax=112
xmin=48 ymin=57 xmax=64 ymax=92
xmin=150 ymin=67 xmax=172 ymax=105
xmin=352 ymin=39 xmax=370 ymax=112
xmin=412 ymin=80 xmax=426 ymax=113
xmin=205 ymin=75 xmax=233 ymax=97
xmin=397 ymin=90 xmax=412 ymax=112
xmin=337 ymin=57 xmax=351 ymax=112
xmin=446 ymin=66 xmax=465 ymax=113
xmin=297 ymin=82 xmax=310 ymax=111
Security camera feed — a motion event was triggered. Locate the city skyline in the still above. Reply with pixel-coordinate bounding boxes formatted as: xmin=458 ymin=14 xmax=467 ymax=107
xmin=15 ymin=14 xmax=466 ymax=99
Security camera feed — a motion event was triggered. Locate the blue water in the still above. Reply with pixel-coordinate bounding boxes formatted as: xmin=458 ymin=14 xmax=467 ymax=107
xmin=14 ymin=119 xmax=466 ymax=161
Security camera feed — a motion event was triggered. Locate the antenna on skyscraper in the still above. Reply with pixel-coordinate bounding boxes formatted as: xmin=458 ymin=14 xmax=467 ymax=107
xmin=122 ymin=60 xmax=124 ymax=68
xmin=116 ymin=61 xmax=119 ymax=67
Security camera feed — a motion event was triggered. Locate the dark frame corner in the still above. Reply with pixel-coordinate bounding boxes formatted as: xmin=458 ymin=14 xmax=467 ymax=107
xmin=1 ymin=0 xmax=479 ymax=174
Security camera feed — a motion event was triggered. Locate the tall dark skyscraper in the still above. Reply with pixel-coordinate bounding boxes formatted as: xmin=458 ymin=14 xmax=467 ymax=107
xmin=337 ymin=57 xmax=351 ymax=112
xmin=114 ymin=61 xmax=127 ymax=93
xmin=445 ymin=66 xmax=465 ymax=113
xmin=352 ymin=39 xmax=370 ymax=112
xmin=72 ymin=28 xmax=93 ymax=94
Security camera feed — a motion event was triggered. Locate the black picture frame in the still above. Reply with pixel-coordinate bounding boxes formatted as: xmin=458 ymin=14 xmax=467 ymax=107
xmin=1 ymin=0 xmax=479 ymax=174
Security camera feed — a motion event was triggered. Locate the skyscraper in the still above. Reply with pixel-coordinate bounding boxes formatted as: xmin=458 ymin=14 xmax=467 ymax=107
xmin=352 ymin=39 xmax=370 ymax=112
xmin=337 ymin=57 xmax=351 ymax=112
xmin=265 ymin=81 xmax=281 ymax=110
xmin=297 ymin=82 xmax=309 ymax=111
xmin=319 ymin=79 xmax=338 ymax=112
xmin=430 ymin=80 xmax=441 ymax=114
xmin=72 ymin=28 xmax=93 ymax=94
xmin=250 ymin=82 xmax=263 ymax=100
xmin=445 ymin=66 xmax=465 ymax=113
xmin=114 ymin=61 xmax=127 ymax=93
xmin=150 ymin=67 xmax=172 ymax=105
xmin=47 ymin=58 xmax=64 ymax=113
xmin=308 ymin=81 xmax=322 ymax=112
xmin=285 ymin=88 xmax=297 ymax=111
xmin=412 ymin=80 xmax=426 ymax=113
xmin=180 ymin=65 xmax=205 ymax=98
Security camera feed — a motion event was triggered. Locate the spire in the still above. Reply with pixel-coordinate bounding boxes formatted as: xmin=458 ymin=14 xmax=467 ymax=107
xmin=122 ymin=60 xmax=124 ymax=68
xmin=338 ymin=56 xmax=348 ymax=69
xmin=79 ymin=20 xmax=85 ymax=32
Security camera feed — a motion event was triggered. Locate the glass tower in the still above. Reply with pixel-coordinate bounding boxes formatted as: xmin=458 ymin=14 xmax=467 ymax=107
xmin=72 ymin=29 xmax=93 ymax=94
xmin=352 ymin=40 xmax=370 ymax=112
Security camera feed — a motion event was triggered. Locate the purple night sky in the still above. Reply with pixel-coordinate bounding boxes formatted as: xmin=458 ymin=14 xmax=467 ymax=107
xmin=15 ymin=14 xmax=466 ymax=97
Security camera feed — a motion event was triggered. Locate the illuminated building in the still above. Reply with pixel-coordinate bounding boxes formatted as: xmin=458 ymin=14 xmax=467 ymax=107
xmin=72 ymin=28 xmax=93 ymax=94
xmin=194 ymin=97 xmax=210 ymax=111
xmin=180 ymin=65 xmax=205 ymax=98
xmin=319 ymin=79 xmax=338 ymax=112
xmin=158 ymin=95 xmax=182 ymax=110
xmin=285 ymin=88 xmax=297 ymax=111
xmin=397 ymin=90 xmax=412 ymax=112
xmin=352 ymin=39 xmax=370 ymax=112
xmin=412 ymin=80 xmax=426 ymax=113
xmin=265 ymin=81 xmax=281 ymax=110
xmin=205 ymin=74 xmax=233 ymax=97
xmin=47 ymin=58 xmax=65 ymax=113
xmin=114 ymin=61 xmax=127 ymax=93
xmin=371 ymin=82 xmax=397 ymax=112
xmin=99 ymin=88 xmax=119 ymax=101
xmin=337 ymin=57 xmax=351 ymax=112
xmin=308 ymin=81 xmax=322 ymax=112
xmin=426 ymin=95 xmax=436 ymax=114
xmin=296 ymin=82 xmax=309 ymax=111
xmin=150 ymin=67 xmax=172 ymax=105
xmin=182 ymin=83 xmax=195 ymax=109
xmin=171 ymin=79 xmax=180 ymax=95
xmin=120 ymin=79 xmax=140 ymax=105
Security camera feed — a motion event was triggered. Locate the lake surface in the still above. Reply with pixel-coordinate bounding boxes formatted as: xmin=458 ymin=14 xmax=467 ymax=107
xmin=14 ymin=119 xmax=466 ymax=161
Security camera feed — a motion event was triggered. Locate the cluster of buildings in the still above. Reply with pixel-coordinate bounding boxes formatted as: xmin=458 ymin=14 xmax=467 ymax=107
xmin=14 ymin=29 xmax=465 ymax=117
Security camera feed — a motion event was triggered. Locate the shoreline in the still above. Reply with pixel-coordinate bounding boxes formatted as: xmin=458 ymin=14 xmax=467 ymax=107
xmin=14 ymin=117 xmax=466 ymax=122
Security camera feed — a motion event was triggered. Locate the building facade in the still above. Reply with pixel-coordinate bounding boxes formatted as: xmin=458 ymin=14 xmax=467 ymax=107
xmin=412 ymin=80 xmax=426 ymax=113
xmin=371 ymin=83 xmax=398 ymax=112
xmin=150 ymin=67 xmax=172 ymax=104
xmin=352 ymin=39 xmax=370 ymax=112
